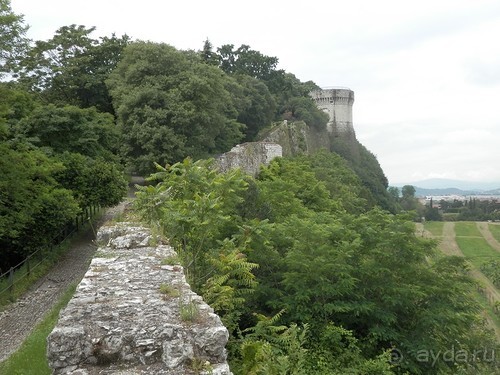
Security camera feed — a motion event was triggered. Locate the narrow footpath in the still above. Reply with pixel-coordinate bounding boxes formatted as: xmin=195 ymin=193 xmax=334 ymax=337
xmin=0 ymin=202 xmax=129 ymax=362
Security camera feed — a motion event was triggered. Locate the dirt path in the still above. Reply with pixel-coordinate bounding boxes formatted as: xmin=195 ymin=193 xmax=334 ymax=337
xmin=0 ymin=201 xmax=129 ymax=363
xmin=476 ymin=222 xmax=500 ymax=253
xmin=440 ymin=222 xmax=463 ymax=256
xmin=434 ymin=222 xmax=500 ymax=341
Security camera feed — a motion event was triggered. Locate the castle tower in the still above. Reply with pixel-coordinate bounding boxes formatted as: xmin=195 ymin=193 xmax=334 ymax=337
xmin=309 ymin=87 xmax=355 ymax=137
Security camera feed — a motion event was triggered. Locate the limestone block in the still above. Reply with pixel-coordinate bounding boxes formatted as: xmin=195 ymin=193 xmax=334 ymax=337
xmin=193 ymin=326 xmax=229 ymax=360
xmin=46 ymin=326 xmax=92 ymax=371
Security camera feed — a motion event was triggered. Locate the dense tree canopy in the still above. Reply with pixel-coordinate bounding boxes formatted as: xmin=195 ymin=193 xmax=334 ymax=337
xmin=107 ymin=41 xmax=245 ymax=174
xmin=0 ymin=142 xmax=78 ymax=270
xmin=14 ymin=104 xmax=120 ymax=159
xmin=135 ymin=153 xmax=498 ymax=375
xmin=230 ymin=74 xmax=276 ymax=141
xmin=202 ymin=41 xmax=329 ymax=134
xmin=1 ymin=82 xmax=126 ymax=271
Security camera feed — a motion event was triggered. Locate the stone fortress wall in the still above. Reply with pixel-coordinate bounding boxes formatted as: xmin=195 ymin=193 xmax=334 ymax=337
xmin=309 ymin=87 xmax=355 ymax=137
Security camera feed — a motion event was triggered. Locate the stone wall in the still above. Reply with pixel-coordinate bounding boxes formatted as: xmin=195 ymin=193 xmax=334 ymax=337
xmin=309 ymin=88 xmax=355 ymax=137
xmin=47 ymin=224 xmax=232 ymax=375
xmin=215 ymin=142 xmax=282 ymax=176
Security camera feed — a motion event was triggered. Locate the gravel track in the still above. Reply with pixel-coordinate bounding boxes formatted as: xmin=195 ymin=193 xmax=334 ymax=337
xmin=0 ymin=201 xmax=129 ymax=363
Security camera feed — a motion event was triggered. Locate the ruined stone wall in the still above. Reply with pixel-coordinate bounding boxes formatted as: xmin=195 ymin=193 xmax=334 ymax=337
xmin=47 ymin=224 xmax=232 ymax=375
xmin=215 ymin=142 xmax=282 ymax=176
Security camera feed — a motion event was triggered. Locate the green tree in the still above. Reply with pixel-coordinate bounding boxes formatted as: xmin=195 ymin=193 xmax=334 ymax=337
xmin=0 ymin=82 xmax=36 ymax=137
xmin=213 ymin=44 xmax=328 ymax=128
xmin=15 ymin=104 xmax=120 ymax=159
xmin=55 ymin=152 xmax=126 ymax=208
xmin=15 ymin=24 xmax=129 ymax=112
xmin=387 ymin=186 xmax=400 ymax=200
xmin=231 ymin=74 xmax=276 ymax=141
xmin=480 ymin=259 xmax=500 ymax=288
xmin=0 ymin=143 xmax=78 ymax=270
xmin=280 ymin=96 xmax=328 ymax=130
xmin=131 ymin=151 xmax=496 ymax=375
xmin=107 ymin=42 xmax=244 ymax=174
xmin=332 ymin=138 xmax=397 ymax=212
xmin=0 ymin=0 xmax=29 ymax=76
xmin=401 ymin=184 xmax=419 ymax=211
xmin=134 ymin=158 xmax=248 ymax=287
xmin=199 ymin=38 xmax=218 ymax=66
xmin=401 ymin=185 xmax=416 ymax=199
xmin=216 ymin=44 xmax=281 ymax=82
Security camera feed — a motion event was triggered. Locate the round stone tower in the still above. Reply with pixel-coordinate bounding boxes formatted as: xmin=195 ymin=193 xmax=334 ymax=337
xmin=309 ymin=87 xmax=355 ymax=137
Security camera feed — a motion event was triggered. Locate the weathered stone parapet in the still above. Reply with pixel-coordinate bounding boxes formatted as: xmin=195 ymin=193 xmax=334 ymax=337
xmin=215 ymin=142 xmax=282 ymax=177
xmin=47 ymin=223 xmax=231 ymax=375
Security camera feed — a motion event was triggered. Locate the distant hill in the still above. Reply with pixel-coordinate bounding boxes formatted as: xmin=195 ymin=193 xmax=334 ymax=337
xmin=413 ymin=187 xmax=477 ymax=197
xmin=393 ymin=178 xmax=500 ymax=191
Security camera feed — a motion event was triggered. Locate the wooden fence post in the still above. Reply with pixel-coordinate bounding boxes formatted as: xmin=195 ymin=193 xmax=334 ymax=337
xmin=27 ymin=255 xmax=31 ymax=277
xmin=8 ymin=267 xmax=14 ymax=300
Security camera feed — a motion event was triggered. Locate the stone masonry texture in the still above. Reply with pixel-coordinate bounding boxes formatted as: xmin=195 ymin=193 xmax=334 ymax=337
xmin=47 ymin=223 xmax=232 ymax=375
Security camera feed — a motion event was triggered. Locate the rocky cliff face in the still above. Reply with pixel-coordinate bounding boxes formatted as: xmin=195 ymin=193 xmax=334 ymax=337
xmin=47 ymin=223 xmax=232 ymax=375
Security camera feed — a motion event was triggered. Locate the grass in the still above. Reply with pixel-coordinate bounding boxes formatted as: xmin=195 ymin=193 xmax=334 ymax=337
xmin=161 ymin=254 xmax=181 ymax=266
xmin=180 ymin=300 xmax=200 ymax=323
xmin=424 ymin=221 xmax=444 ymax=236
xmin=436 ymin=220 xmax=500 ymax=339
xmin=0 ymin=284 xmax=77 ymax=375
xmin=487 ymin=223 xmax=500 ymax=244
xmin=454 ymin=221 xmax=482 ymax=237
xmin=159 ymin=283 xmax=180 ymax=298
xmin=455 ymin=237 xmax=500 ymax=270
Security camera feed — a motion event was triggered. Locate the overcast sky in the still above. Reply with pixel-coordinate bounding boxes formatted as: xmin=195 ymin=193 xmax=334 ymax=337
xmin=11 ymin=0 xmax=500 ymax=185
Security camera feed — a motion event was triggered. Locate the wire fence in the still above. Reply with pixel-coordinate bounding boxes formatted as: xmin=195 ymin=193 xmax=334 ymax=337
xmin=0 ymin=205 xmax=100 ymax=302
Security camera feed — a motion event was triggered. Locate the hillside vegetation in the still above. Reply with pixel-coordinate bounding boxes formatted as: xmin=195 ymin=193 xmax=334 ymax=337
xmin=135 ymin=156 xmax=498 ymax=374
xmin=1 ymin=1 xmax=497 ymax=373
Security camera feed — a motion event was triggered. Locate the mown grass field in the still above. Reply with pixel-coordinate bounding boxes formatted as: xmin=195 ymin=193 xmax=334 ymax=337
xmin=455 ymin=237 xmax=499 ymax=269
xmin=455 ymin=222 xmax=500 ymax=269
xmin=454 ymin=221 xmax=482 ymax=237
xmin=424 ymin=221 xmax=444 ymax=237
xmin=487 ymin=223 xmax=500 ymax=244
